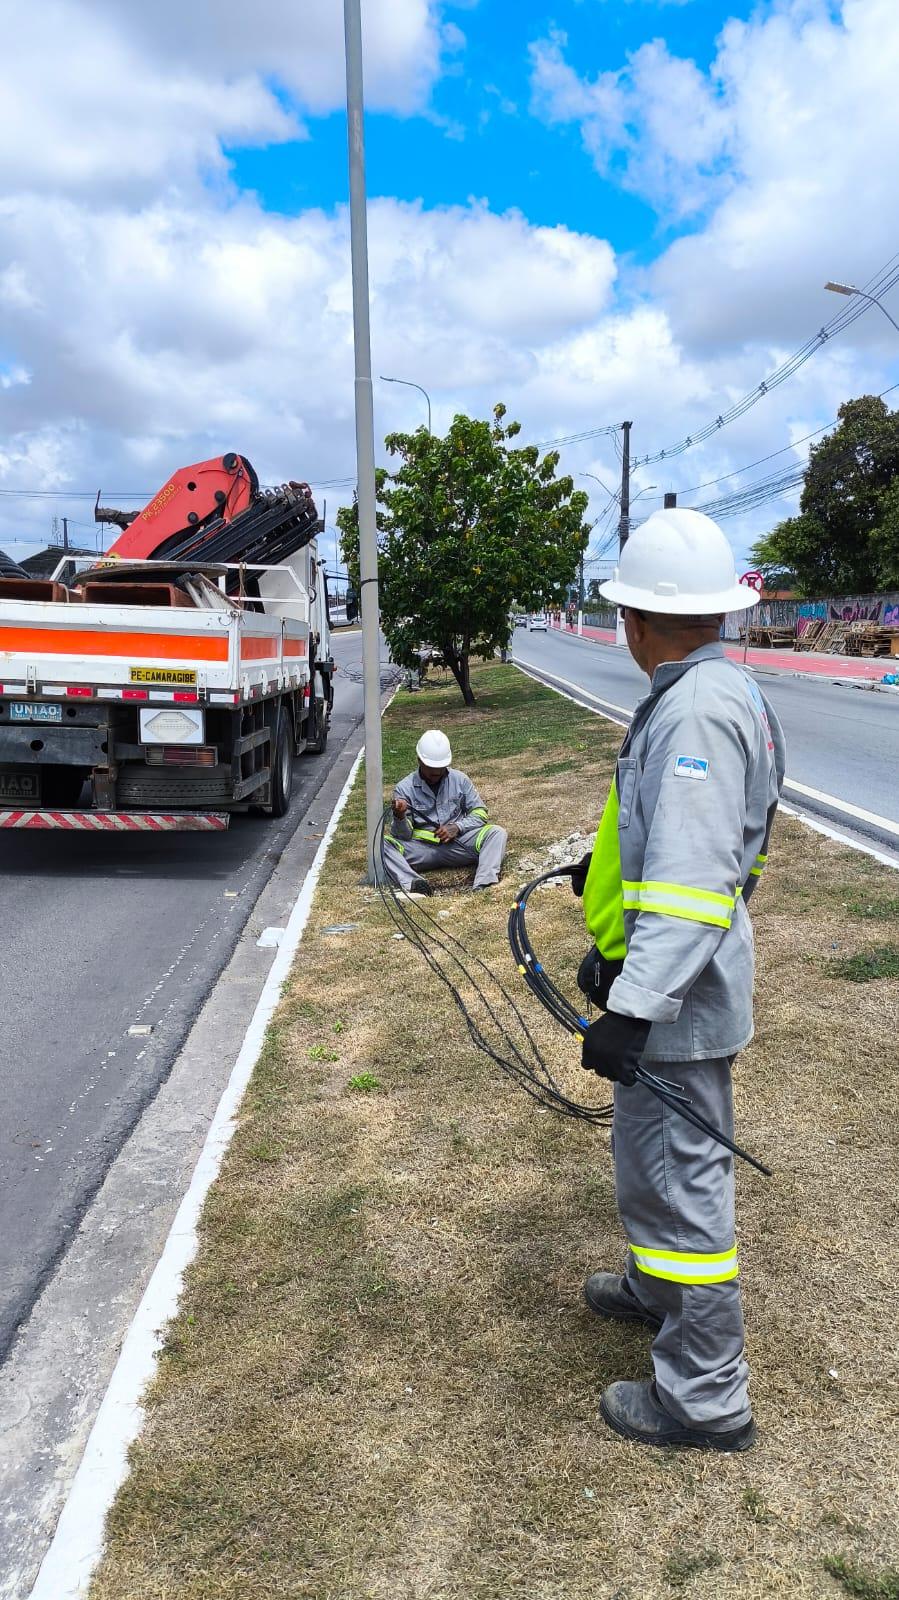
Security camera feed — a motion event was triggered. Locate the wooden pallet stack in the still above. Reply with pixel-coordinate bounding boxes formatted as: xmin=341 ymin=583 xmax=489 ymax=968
xmin=742 ymin=624 xmax=796 ymax=649
xmin=842 ymin=622 xmax=899 ymax=657
xmin=794 ymin=619 xmax=899 ymax=656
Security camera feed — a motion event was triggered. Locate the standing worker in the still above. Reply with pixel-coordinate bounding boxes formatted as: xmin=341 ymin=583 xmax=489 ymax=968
xmin=572 ymin=509 xmax=785 ymax=1452
xmin=385 ymin=729 xmax=508 ymax=895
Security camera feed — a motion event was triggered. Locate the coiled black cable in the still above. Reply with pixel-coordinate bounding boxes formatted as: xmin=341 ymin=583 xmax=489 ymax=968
xmin=374 ymin=806 xmax=770 ymax=1176
xmin=510 ymin=866 xmax=772 ymax=1177
xmin=374 ymin=806 xmax=614 ymax=1123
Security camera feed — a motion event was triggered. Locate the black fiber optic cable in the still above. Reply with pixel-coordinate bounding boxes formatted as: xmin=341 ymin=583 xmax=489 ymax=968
xmin=375 ymin=807 xmax=614 ymax=1122
xmin=509 ymin=866 xmax=772 ymax=1177
xmin=373 ymin=807 xmax=769 ymax=1174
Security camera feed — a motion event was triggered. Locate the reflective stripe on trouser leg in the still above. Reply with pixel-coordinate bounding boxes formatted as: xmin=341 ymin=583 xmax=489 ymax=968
xmin=472 ymin=823 xmax=507 ymax=887
xmin=611 ymin=1057 xmax=751 ymax=1431
xmin=381 ymin=837 xmax=444 ymax=889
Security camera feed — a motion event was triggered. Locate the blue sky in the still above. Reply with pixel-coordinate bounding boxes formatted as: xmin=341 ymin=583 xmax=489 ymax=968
xmin=230 ymin=0 xmax=753 ymax=250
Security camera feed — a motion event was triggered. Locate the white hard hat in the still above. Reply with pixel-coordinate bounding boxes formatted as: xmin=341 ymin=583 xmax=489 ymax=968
xmin=416 ymin=729 xmax=452 ymax=767
xmin=599 ymin=508 xmax=760 ymax=615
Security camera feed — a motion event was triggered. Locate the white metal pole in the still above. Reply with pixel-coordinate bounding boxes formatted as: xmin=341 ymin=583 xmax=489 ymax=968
xmin=344 ymin=0 xmax=384 ymax=882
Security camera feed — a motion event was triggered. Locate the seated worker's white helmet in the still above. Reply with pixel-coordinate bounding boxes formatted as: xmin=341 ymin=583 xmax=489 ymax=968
xmin=416 ymin=729 xmax=453 ymax=767
xmin=599 ymin=508 xmax=760 ymax=615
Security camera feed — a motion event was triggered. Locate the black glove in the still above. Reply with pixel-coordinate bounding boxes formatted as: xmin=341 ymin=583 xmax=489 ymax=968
xmin=569 ymin=851 xmax=593 ymax=897
xmin=576 ymin=948 xmax=624 ymax=1011
xmin=581 ymin=1011 xmax=651 ymax=1086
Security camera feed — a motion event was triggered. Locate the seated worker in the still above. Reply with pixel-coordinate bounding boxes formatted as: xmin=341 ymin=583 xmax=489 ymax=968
xmin=385 ymin=729 xmax=507 ymax=896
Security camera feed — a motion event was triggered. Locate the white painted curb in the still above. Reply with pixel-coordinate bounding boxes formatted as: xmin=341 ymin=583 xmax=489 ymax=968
xmin=29 ymin=748 xmax=365 ymax=1600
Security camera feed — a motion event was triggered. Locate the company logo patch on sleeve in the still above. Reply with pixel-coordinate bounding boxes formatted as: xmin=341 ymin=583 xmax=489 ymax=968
xmin=674 ymin=755 xmax=710 ymax=781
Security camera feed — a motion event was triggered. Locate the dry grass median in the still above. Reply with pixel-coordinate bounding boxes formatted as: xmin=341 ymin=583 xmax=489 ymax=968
xmin=91 ymin=661 xmax=899 ymax=1600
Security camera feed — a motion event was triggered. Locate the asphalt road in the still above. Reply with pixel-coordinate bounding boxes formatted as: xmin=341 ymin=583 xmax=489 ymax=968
xmin=512 ymin=629 xmax=899 ymax=832
xmin=0 ymin=631 xmax=365 ymax=1360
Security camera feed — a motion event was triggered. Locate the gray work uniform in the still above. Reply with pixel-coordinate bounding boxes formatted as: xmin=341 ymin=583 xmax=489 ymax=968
xmin=386 ymin=767 xmax=507 ymax=889
xmin=586 ymin=643 xmax=785 ymax=1429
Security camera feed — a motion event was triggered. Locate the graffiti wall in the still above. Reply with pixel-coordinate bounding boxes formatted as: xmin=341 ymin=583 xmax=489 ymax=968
xmin=723 ymin=592 xmax=899 ymax=640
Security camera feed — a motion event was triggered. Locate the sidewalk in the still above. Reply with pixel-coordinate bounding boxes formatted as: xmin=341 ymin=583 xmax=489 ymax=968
xmin=79 ymin=661 xmax=899 ymax=1600
xmin=556 ymin=621 xmax=897 ymax=683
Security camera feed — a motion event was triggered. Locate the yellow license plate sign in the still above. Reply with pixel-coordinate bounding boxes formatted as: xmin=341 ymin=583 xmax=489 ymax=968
xmin=129 ymin=666 xmax=198 ymax=686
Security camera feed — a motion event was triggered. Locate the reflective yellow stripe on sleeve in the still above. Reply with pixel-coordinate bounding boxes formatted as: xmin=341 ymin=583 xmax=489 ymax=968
xmin=621 ymin=880 xmax=736 ymax=930
xmin=629 ymin=1241 xmax=739 ymax=1284
xmin=470 ymin=807 xmax=489 ymax=821
xmin=749 ymin=852 xmax=768 ymax=879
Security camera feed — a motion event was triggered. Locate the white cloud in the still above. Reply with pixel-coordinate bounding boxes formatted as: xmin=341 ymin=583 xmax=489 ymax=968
xmin=0 ymin=0 xmax=452 ymax=205
xmin=530 ymin=30 xmax=732 ymax=218
xmin=0 ymin=193 xmax=620 ymax=563
xmin=532 ymin=1 xmax=899 ymax=349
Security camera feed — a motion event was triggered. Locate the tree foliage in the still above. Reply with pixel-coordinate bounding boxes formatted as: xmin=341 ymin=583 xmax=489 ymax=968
xmin=337 ymin=406 xmax=589 ymax=703
xmin=749 ymin=396 xmax=899 ymax=594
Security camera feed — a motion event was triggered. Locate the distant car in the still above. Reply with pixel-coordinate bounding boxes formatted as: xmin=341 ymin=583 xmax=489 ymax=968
xmin=528 ymin=613 xmax=548 ymax=631
xmin=512 ymin=611 xmax=527 ymax=628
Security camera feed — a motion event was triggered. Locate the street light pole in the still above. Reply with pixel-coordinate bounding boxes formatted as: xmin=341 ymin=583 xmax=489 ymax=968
xmin=825 ymin=280 xmax=899 ymax=337
xmin=380 ymin=375 xmax=432 ymax=434
xmin=344 ymin=0 xmax=384 ymax=883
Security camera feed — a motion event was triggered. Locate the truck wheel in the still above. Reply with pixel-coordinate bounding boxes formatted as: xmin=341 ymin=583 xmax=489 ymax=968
xmin=268 ymin=708 xmax=294 ymax=817
xmin=305 ymin=692 xmax=329 ymax=755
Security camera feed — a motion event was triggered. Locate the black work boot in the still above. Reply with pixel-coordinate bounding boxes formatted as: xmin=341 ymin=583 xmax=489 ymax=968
xmin=600 ymin=1380 xmax=757 ymax=1452
xmin=584 ymin=1272 xmax=662 ymax=1333
xmin=406 ymin=876 xmax=433 ymax=897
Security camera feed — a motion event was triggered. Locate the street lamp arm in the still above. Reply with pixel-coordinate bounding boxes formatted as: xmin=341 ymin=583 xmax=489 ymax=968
xmin=380 ymin=375 xmax=432 ymax=433
xmin=824 ymin=281 xmax=899 ymax=337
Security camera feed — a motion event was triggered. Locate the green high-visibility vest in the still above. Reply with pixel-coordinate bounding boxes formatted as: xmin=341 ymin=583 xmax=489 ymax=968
xmin=582 ymin=785 xmax=626 ymax=960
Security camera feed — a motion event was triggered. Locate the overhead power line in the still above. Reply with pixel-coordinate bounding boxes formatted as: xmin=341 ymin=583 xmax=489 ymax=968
xmin=693 ymin=464 xmax=806 ymax=522
xmin=675 ymin=379 xmax=899 ymax=502
xmin=634 ymin=249 xmax=899 ymax=468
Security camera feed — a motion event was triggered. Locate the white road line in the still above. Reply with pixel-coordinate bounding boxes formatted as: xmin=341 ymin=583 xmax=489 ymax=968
xmin=780 ymin=777 xmax=899 ymax=839
xmin=28 ymin=747 xmax=364 ymax=1600
xmin=515 ymin=658 xmax=899 ymax=861
xmin=779 ymin=803 xmax=899 ymax=872
xmin=513 ymin=659 xmax=630 ymax=725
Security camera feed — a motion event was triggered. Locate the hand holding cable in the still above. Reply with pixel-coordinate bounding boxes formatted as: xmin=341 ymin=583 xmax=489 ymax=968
xmin=581 ymin=1012 xmax=651 ymax=1086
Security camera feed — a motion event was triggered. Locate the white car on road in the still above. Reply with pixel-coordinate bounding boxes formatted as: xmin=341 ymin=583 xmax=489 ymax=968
xmin=528 ymin=613 xmax=548 ymax=631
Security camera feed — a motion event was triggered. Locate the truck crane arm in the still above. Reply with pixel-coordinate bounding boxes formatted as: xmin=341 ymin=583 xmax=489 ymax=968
xmin=102 ymin=453 xmax=259 ymax=561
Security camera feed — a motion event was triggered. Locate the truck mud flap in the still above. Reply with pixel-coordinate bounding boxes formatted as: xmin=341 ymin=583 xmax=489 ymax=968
xmin=0 ymin=810 xmax=229 ymax=831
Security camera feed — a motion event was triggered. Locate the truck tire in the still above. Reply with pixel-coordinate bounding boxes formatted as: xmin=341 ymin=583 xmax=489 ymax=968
xmin=305 ymin=691 xmax=329 ymax=755
xmin=268 ymin=707 xmax=294 ymax=817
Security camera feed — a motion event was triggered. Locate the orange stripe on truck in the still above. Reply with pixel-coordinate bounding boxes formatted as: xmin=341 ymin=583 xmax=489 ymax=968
xmin=240 ymin=636 xmax=280 ymax=661
xmin=0 ymin=627 xmax=229 ymax=662
xmin=283 ymin=638 xmax=307 ymax=657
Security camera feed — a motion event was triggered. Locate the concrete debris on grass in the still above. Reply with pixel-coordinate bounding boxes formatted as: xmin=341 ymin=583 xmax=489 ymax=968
xmin=514 ymin=830 xmax=593 ymax=880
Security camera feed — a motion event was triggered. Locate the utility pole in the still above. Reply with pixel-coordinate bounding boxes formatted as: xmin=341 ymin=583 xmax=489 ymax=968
xmin=617 ymin=421 xmax=632 ymax=552
xmin=62 ymin=516 xmax=69 ymax=551
xmin=344 ymin=0 xmax=384 ymax=883
xmin=577 ymin=552 xmax=585 ymax=636
xmin=615 ymin=420 xmax=632 ymax=647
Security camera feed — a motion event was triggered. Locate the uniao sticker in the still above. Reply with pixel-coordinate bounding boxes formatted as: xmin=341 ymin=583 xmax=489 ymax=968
xmin=674 ymin=755 xmax=709 ymax=781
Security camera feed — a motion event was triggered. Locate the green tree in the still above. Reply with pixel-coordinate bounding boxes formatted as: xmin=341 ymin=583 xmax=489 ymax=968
xmin=337 ymin=406 xmax=589 ymax=704
xmin=750 ymin=395 xmax=899 ymax=594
